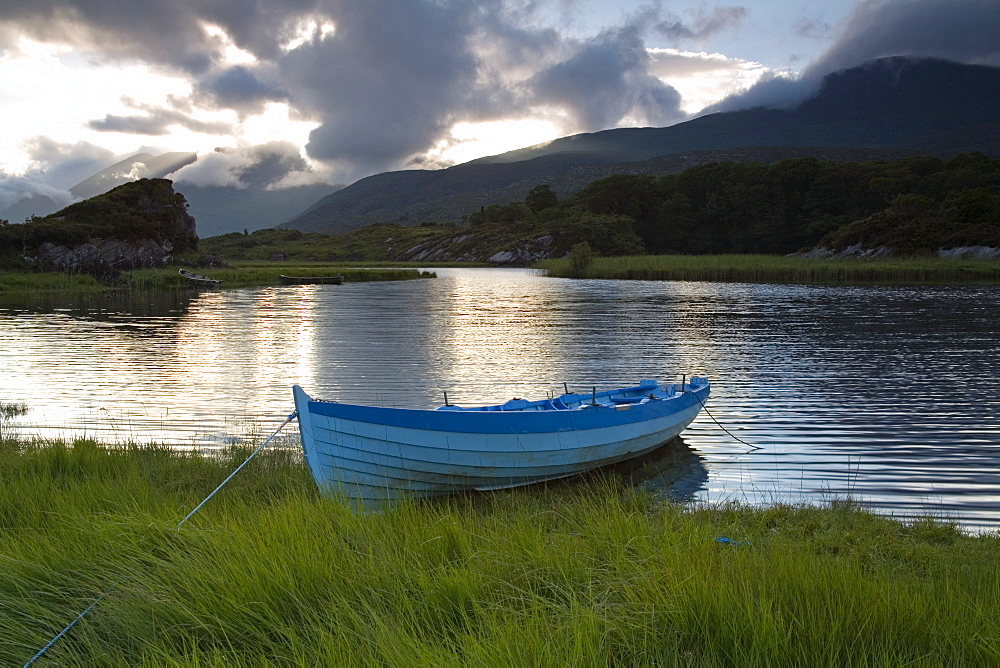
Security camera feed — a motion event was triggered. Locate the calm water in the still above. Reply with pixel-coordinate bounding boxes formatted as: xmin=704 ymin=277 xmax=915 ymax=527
xmin=2 ymin=268 xmax=999 ymax=530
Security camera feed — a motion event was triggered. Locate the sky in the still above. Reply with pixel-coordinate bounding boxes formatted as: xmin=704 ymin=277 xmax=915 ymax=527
xmin=1 ymin=0 xmax=999 ymax=215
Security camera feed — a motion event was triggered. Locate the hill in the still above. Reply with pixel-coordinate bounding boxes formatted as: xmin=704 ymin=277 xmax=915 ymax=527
xmin=202 ymin=153 xmax=1000 ymax=265
xmin=0 ymin=178 xmax=197 ymax=278
xmin=284 ymin=58 xmax=1000 ymax=236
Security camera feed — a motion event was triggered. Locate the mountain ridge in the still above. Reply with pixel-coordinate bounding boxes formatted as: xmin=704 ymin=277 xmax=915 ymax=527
xmin=284 ymin=57 xmax=1000 ymax=236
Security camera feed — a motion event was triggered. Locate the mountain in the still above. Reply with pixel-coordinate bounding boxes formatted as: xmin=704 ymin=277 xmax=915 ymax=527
xmin=69 ymin=152 xmax=198 ymax=199
xmin=177 ymin=183 xmax=339 ymax=238
xmin=284 ymin=57 xmax=1000 ymax=236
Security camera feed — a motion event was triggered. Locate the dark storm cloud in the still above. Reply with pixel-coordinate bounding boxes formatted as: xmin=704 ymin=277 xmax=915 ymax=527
xmin=711 ymin=0 xmax=1000 ymax=113
xmin=529 ymin=24 xmax=684 ymax=130
xmin=0 ymin=0 xmax=693 ymax=181
xmin=280 ymin=0 xmax=482 ymax=173
xmin=194 ymin=66 xmax=288 ymax=117
xmin=0 ymin=0 xmax=321 ymax=72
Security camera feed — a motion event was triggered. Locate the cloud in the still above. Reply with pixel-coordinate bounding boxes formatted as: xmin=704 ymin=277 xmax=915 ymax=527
xmin=0 ymin=0 xmax=323 ymax=74
xmin=0 ymin=175 xmax=76 ymax=213
xmin=88 ymin=98 xmax=234 ymax=136
xmin=278 ymin=0 xmax=482 ymax=176
xmin=807 ymin=0 xmax=1000 ymax=75
xmin=19 ymin=136 xmax=117 ymax=189
xmin=710 ymin=0 xmax=1000 ymax=113
xmin=656 ymin=6 xmax=748 ymax=41
xmin=172 ymin=141 xmax=321 ymax=189
xmin=0 ymin=1 xmax=760 ymax=184
xmin=193 ymin=65 xmax=288 ymax=117
xmin=647 ymin=49 xmax=774 ymax=113
xmin=529 ymin=25 xmax=684 ymax=130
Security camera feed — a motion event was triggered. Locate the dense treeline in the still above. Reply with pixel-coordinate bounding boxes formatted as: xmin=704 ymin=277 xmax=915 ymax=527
xmin=469 ymin=152 xmax=1000 ymax=256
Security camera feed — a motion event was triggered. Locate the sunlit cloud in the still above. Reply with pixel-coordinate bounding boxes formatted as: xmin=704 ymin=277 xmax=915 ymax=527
xmin=647 ymin=48 xmax=779 ymax=114
xmin=423 ymin=118 xmax=565 ymax=167
xmin=201 ymin=23 xmax=258 ymax=65
xmin=281 ymin=18 xmax=337 ymax=52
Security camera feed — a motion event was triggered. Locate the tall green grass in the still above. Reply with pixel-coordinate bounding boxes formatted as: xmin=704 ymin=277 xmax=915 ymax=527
xmin=538 ymin=254 xmax=1000 ymax=284
xmin=0 ymin=271 xmax=103 ymax=294
xmin=125 ymin=264 xmax=435 ymax=289
xmin=0 ymin=265 xmax=434 ymax=294
xmin=3 ymin=438 xmax=998 ymax=665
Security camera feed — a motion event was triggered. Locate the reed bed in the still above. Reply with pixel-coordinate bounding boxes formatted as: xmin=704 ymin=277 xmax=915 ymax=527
xmin=127 ymin=264 xmax=434 ymax=290
xmin=538 ymin=254 xmax=1000 ymax=284
xmin=3 ymin=437 xmax=998 ymax=665
xmin=0 ymin=265 xmax=434 ymax=294
xmin=0 ymin=272 xmax=103 ymax=294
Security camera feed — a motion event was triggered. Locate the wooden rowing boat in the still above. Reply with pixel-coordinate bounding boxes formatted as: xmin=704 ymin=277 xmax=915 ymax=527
xmin=179 ymin=268 xmax=222 ymax=286
xmin=293 ymin=377 xmax=710 ymax=508
xmin=279 ymin=274 xmax=344 ymax=285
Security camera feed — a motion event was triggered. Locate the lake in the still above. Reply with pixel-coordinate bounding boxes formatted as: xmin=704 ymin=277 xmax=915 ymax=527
xmin=2 ymin=268 xmax=998 ymax=530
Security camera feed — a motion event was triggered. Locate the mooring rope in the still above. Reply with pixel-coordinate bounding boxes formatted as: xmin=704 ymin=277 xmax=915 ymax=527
xmin=23 ymin=410 xmax=298 ymax=667
xmin=693 ymin=391 xmax=763 ymax=452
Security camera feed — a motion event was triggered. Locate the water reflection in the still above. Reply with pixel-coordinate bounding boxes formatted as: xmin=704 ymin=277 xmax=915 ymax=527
xmin=1 ymin=269 xmax=999 ymax=530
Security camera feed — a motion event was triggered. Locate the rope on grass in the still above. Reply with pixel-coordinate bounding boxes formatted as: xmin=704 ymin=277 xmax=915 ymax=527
xmin=23 ymin=410 xmax=299 ymax=667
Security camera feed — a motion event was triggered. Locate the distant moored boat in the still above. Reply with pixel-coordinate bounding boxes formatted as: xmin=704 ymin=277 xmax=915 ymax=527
xmin=178 ymin=268 xmax=222 ymax=286
xmin=293 ymin=377 xmax=710 ymax=509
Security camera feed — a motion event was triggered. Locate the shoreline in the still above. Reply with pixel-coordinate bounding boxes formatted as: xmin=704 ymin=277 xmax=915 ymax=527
xmin=536 ymin=253 xmax=1000 ymax=285
xmin=5 ymin=254 xmax=1000 ymax=294
xmin=0 ymin=262 xmax=436 ymax=295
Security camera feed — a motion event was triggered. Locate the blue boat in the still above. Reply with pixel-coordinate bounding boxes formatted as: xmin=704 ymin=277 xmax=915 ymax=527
xmin=292 ymin=377 xmax=710 ymax=508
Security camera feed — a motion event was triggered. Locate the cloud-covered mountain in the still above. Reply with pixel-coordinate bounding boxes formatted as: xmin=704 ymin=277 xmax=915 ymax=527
xmin=69 ymin=152 xmax=197 ymax=200
xmin=283 ymin=57 xmax=1000 ymax=236
xmin=1 ymin=145 xmax=337 ymax=237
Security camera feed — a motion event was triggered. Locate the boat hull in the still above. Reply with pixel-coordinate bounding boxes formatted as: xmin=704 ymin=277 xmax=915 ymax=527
xmin=293 ymin=378 xmax=709 ymax=508
xmin=179 ymin=269 xmax=221 ymax=286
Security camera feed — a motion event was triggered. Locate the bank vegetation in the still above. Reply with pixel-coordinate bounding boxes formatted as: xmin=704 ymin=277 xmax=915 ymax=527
xmin=2 ymin=438 xmax=997 ymax=665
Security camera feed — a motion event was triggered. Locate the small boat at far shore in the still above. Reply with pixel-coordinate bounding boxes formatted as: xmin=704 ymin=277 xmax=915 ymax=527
xmin=179 ymin=268 xmax=222 ymax=286
xmin=280 ymin=274 xmax=344 ymax=285
xmin=293 ymin=377 xmax=710 ymax=509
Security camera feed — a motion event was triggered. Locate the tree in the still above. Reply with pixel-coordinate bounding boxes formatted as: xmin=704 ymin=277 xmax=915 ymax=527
xmin=525 ymin=184 xmax=558 ymax=213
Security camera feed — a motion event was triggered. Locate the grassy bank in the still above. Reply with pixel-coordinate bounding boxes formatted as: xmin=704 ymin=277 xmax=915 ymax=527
xmin=0 ymin=263 xmax=434 ymax=295
xmin=538 ymin=254 xmax=1000 ymax=284
xmin=2 ymin=438 xmax=998 ymax=665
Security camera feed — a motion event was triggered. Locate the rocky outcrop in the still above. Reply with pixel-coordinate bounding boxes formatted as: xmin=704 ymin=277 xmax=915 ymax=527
xmin=28 ymin=238 xmax=175 ymax=279
xmin=397 ymin=232 xmax=560 ymax=265
xmin=13 ymin=178 xmax=198 ymax=279
xmin=800 ymin=244 xmax=895 ymax=259
xmin=936 ymin=246 xmax=1000 ymax=260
